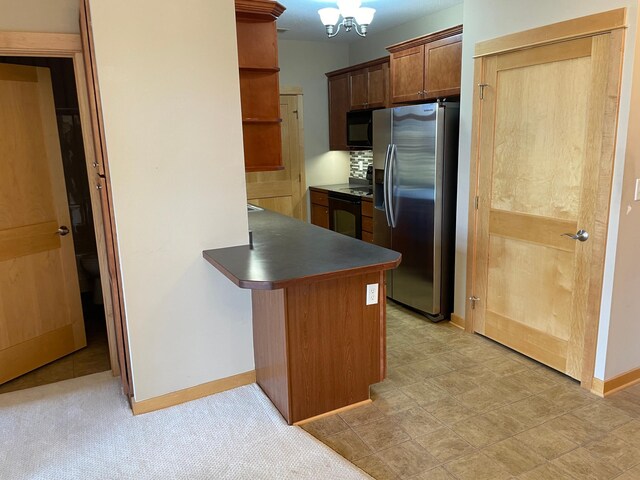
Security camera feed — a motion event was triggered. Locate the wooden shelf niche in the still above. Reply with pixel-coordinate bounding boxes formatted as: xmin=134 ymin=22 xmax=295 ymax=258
xmin=235 ymin=0 xmax=285 ymax=172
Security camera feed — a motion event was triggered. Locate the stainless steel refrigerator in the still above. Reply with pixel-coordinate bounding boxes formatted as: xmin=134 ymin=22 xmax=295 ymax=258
xmin=373 ymin=102 xmax=459 ymax=321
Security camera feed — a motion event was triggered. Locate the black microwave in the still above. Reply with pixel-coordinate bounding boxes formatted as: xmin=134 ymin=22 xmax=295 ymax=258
xmin=346 ymin=110 xmax=373 ymax=148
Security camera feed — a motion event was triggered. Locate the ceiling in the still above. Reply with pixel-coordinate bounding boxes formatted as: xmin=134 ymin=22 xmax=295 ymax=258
xmin=276 ymin=0 xmax=463 ymax=43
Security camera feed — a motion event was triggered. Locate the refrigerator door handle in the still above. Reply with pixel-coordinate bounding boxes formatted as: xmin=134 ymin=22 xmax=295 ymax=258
xmin=388 ymin=144 xmax=398 ymax=228
xmin=432 ymin=104 xmax=446 ymax=314
xmin=383 ymin=144 xmax=392 ymax=227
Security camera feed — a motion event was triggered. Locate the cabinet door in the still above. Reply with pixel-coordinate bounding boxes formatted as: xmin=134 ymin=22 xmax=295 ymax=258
xmin=328 ymin=73 xmax=350 ymax=151
xmin=311 ymin=203 xmax=329 ymax=229
xmin=390 ymin=45 xmax=425 ymax=104
xmin=424 ymin=34 xmax=462 ymax=99
xmin=349 ymin=68 xmax=369 ymax=110
xmin=367 ymin=62 xmax=388 ymax=108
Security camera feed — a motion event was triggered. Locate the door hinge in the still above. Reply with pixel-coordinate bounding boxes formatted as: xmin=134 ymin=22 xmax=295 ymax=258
xmin=474 ymin=196 xmax=479 ymax=210
xmin=478 ymin=83 xmax=488 ymax=100
xmin=469 ymin=295 xmax=480 ymax=309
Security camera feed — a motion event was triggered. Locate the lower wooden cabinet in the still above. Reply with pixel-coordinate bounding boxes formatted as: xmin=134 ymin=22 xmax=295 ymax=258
xmin=362 ymin=198 xmax=373 ymax=243
xmin=310 ymin=188 xmax=329 ymax=228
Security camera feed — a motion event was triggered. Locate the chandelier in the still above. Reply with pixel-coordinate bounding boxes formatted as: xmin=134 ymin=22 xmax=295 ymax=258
xmin=318 ymin=0 xmax=376 ymax=38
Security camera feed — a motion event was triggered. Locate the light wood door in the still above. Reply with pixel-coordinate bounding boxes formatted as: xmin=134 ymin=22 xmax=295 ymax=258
xmin=470 ymin=33 xmax=623 ymax=380
xmin=0 ymin=63 xmax=86 ymax=384
xmin=246 ymin=94 xmax=307 ymax=220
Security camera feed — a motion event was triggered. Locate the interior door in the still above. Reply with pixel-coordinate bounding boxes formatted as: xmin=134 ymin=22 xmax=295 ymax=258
xmin=471 ymin=33 xmax=623 ymax=380
xmin=246 ymin=94 xmax=306 ymax=220
xmin=0 ymin=63 xmax=86 ymax=384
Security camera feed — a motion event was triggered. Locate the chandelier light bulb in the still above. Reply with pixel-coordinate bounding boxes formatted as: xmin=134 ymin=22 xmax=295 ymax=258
xmin=319 ymin=0 xmax=375 ymax=38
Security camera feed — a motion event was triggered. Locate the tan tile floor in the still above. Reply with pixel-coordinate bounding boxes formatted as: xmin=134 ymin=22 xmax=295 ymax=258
xmin=302 ymin=302 xmax=640 ymax=480
xmin=0 ymin=305 xmax=111 ymax=395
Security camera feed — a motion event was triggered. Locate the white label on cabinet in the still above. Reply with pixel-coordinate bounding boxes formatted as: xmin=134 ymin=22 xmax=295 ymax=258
xmin=366 ymin=283 xmax=379 ymax=305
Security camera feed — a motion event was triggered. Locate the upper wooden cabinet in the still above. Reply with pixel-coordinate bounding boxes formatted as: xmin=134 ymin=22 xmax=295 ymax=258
xmin=349 ymin=61 xmax=389 ymax=110
xmin=388 ymin=25 xmax=463 ymax=104
xmin=235 ymin=0 xmax=285 ymax=172
xmin=327 ymin=73 xmax=350 ymax=151
xmin=327 ymin=57 xmax=389 ymax=151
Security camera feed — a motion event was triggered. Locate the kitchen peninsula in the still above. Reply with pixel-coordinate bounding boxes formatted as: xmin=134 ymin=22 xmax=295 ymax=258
xmin=203 ymin=208 xmax=400 ymax=424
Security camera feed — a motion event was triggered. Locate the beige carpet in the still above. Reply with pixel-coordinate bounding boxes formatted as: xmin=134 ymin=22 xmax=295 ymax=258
xmin=0 ymin=372 xmax=369 ymax=479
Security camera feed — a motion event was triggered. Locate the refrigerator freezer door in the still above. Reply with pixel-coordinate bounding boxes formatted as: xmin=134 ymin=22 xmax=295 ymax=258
xmin=390 ymin=104 xmax=440 ymax=315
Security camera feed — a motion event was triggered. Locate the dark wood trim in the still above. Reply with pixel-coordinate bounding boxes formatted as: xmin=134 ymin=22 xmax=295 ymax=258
xmin=235 ymin=0 xmax=285 ymax=20
xmin=80 ymin=0 xmax=133 ymax=397
xmin=326 ymin=56 xmax=389 ymax=78
xmin=387 ymin=25 xmax=463 ymax=53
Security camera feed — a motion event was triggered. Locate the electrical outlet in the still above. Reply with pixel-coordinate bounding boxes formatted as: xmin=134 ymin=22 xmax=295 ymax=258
xmin=635 ymin=178 xmax=640 ymax=201
xmin=366 ymin=283 xmax=379 ymax=305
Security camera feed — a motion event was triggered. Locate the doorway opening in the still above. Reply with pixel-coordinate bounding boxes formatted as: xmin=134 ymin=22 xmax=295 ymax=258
xmin=0 ymin=57 xmax=111 ymax=394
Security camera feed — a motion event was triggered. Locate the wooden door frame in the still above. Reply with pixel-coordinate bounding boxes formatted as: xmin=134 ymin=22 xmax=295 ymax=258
xmin=281 ymin=86 xmax=307 ymax=221
xmin=0 ymin=31 xmax=131 ymax=396
xmin=465 ymin=8 xmax=627 ymax=390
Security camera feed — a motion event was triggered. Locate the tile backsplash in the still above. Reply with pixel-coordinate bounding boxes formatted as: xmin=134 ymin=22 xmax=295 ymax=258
xmin=349 ymin=150 xmax=373 ymax=180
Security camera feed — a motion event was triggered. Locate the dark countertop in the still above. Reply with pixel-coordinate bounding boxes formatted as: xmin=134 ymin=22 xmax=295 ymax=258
xmin=203 ymin=209 xmax=400 ymax=290
xmin=310 ymin=183 xmax=373 ymax=200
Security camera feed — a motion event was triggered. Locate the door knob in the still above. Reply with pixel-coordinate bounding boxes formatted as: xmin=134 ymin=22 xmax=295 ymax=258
xmin=56 ymin=226 xmax=70 ymax=236
xmin=561 ymin=229 xmax=589 ymax=242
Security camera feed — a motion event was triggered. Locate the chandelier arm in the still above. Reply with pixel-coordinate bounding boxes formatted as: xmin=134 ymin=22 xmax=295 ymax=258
xmin=327 ymin=21 xmax=343 ymax=38
xmin=354 ymin=23 xmax=366 ymax=37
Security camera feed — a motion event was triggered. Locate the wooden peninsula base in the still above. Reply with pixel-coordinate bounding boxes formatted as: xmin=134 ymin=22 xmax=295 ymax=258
xmin=203 ymin=208 xmax=400 ymax=425
xmin=253 ymin=271 xmax=387 ymax=424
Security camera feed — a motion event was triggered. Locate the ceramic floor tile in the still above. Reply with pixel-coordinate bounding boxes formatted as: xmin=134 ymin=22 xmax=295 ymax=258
xmin=353 ymin=417 xmax=412 ymax=452
xmin=388 ymin=365 xmax=430 ymax=388
xmin=373 ymin=389 xmax=420 ymax=415
xmin=401 ymin=380 xmax=450 ymax=407
xmin=339 ymin=402 xmax=385 ymax=427
xmin=452 ymin=363 xmax=501 ymax=384
xmin=612 ymin=419 xmax=640 ymax=444
xmin=428 ymin=352 xmax=474 ymax=371
xmin=572 ymin=402 xmax=634 ymax=431
xmin=377 ymin=441 xmax=441 ymax=478
xmin=443 ymin=452 xmax=512 ymax=480
xmin=507 ymin=368 xmax=559 ymax=393
xmin=414 ymin=427 xmax=475 ymax=463
xmin=407 ymin=466 xmax=457 ymax=480
xmin=482 ymin=437 xmax=547 ymax=476
xmin=455 ymin=385 xmax=510 ymax=413
xmin=429 ymin=370 xmax=479 ymax=396
xmin=300 ymin=413 xmax=350 ymax=439
xmin=495 ymin=394 xmax=563 ymax=429
xmin=353 ymin=454 xmax=399 ymax=480
xmin=387 ymin=406 xmax=443 ymax=438
xmin=424 ymin=398 xmax=476 ymax=426
xmin=614 ymin=464 xmax=640 ymax=480
xmin=514 ymin=423 xmax=578 ymax=460
xmin=323 ymin=428 xmax=373 ymax=461
xmin=479 ymin=356 xmax=530 ymax=376
xmin=516 ymin=462 xmax=577 ymax=480
xmin=583 ymin=433 xmax=640 ymax=471
xmin=604 ymin=392 xmax=640 ymax=417
xmin=406 ymin=358 xmax=454 ymax=379
xmin=536 ymin=384 xmax=596 ymax=412
xmin=551 ymin=447 xmax=622 ymax=480
xmin=545 ymin=413 xmax=610 ymax=445
xmin=450 ymin=413 xmax=515 ymax=448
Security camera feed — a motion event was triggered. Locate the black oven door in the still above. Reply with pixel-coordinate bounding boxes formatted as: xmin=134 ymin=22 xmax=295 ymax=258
xmin=329 ymin=192 xmax=362 ymax=239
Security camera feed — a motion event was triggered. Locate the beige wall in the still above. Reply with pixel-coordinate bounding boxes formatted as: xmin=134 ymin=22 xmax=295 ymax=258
xmin=458 ymin=0 xmax=639 ymax=381
xmin=348 ymin=4 xmax=464 ymax=66
xmin=605 ymin=5 xmax=640 ymax=379
xmin=278 ymin=39 xmax=351 ymax=189
xmin=89 ymin=0 xmax=253 ymax=401
xmin=0 ymin=0 xmax=79 ymax=33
